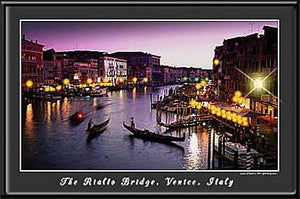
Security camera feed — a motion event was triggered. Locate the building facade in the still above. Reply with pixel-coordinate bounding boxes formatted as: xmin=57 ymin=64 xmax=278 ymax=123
xmin=212 ymin=26 xmax=278 ymax=119
xmin=22 ymin=35 xmax=44 ymax=87
xmin=98 ymin=56 xmax=127 ymax=84
xmin=109 ymin=52 xmax=160 ymax=84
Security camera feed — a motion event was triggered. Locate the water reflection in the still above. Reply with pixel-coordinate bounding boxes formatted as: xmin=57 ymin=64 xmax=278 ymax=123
xmin=23 ymin=85 xmax=211 ymax=170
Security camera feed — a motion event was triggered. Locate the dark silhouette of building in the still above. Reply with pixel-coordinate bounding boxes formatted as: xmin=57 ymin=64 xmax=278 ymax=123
xmin=212 ymin=26 xmax=278 ymax=119
xmin=22 ymin=35 xmax=44 ymax=87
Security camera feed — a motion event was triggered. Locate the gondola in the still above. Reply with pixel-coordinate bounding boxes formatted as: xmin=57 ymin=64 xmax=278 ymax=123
xmin=86 ymin=126 xmax=107 ymax=142
xmin=86 ymin=118 xmax=110 ymax=142
xmin=87 ymin=118 xmax=110 ymax=133
xmin=69 ymin=111 xmax=86 ymax=124
xmin=95 ymin=103 xmax=112 ymax=110
xmin=123 ymin=122 xmax=185 ymax=142
xmin=158 ymin=121 xmax=196 ymax=129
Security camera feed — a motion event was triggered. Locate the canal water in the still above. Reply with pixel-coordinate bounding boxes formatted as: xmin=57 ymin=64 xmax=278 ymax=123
xmin=22 ymin=85 xmax=211 ymax=170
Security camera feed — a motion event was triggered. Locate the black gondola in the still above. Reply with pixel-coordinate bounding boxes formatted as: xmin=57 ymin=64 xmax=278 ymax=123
xmin=87 ymin=118 xmax=110 ymax=133
xmin=86 ymin=118 xmax=110 ymax=142
xmin=158 ymin=121 xmax=196 ymax=129
xmin=69 ymin=111 xmax=86 ymax=124
xmin=123 ymin=122 xmax=185 ymax=142
xmin=94 ymin=103 xmax=112 ymax=110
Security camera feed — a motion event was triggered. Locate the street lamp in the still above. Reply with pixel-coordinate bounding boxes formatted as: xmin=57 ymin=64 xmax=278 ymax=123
xmin=213 ymin=59 xmax=220 ymax=66
xmin=234 ymin=91 xmax=242 ymax=97
xmin=254 ymin=78 xmax=263 ymax=89
xmin=25 ymin=80 xmax=33 ymax=88
xmin=132 ymin=77 xmax=137 ymax=84
xmin=183 ymin=76 xmax=188 ymax=82
xmin=87 ymin=78 xmax=93 ymax=85
xmin=194 ymin=77 xmax=200 ymax=82
xmin=63 ymin=78 xmax=70 ymax=86
xmin=204 ymin=77 xmax=210 ymax=83
xmin=189 ymin=99 xmax=197 ymax=107
xmin=56 ymin=85 xmax=62 ymax=91
xmin=195 ymin=83 xmax=201 ymax=90
xmin=143 ymin=77 xmax=148 ymax=83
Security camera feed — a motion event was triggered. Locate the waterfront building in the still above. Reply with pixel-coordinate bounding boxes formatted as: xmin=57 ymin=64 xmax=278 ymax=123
xmin=98 ymin=56 xmax=127 ymax=85
xmin=74 ymin=62 xmax=91 ymax=83
xmin=212 ymin=26 xmax=278 ymax=119
xmin=21 ymin=35 xmax=44 ymax=87
xmin=43 ymin=60 xmax=63 ymax=85
xmin=109 ymin=51 xmax=160 ymax=84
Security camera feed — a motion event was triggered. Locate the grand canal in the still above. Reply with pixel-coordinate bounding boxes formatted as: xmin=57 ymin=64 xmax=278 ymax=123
xmin=22 ymin=85 xmax=218 ymax=170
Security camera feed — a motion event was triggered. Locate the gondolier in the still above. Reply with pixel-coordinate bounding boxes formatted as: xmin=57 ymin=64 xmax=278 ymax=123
xmin=88 ymin=118 xmax=94 ymax=130
xmin=131 ymin=117 xmax=135 ymax=128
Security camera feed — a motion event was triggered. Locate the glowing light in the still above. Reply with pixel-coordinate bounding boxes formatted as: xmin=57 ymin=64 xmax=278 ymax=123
xmin=214 ymin=59 xmax=220 ymax=66
xmin=235 ymin=66 xmax=277 ymax=98
xmin=194 ymin=77 xmax=199 ymax=82
xmin=91 ymin=83 xmax=96 ymax=88
xmin=238 ymin=97 xmax=245 ymax=105
xmin=232 ymin=96 xmax=238 ymax=103
xmin=204 ymin=77 xmax=210 ymax=82
xmin=195 ymin=83 xmax=201 ymax=90
xmin=103 ymin=78 xmax=109 ymax=83
xmin=87 ymin=78 xmax=93 ymax=84
xmin=234 ymin=91 xmax=242 ymax=97
xmin=56 ymin=85 xmax=62 ymax=91
xmin=143 ymin=77 xmax=148 ymax=83
xmin=49 ymin=86 xmax=56 ymax=92
xmin=25 ymin=80 xmax=33 ymax=88
xmin=119 ymin=77 xmax=124 ymax=83
xmin=45 ymin=87 xmax=50 ymax=92
xmin=189 ymin=99 xmax=197 ymax=107
xmin=63 ymin=78 xmax=70 ymax=86
xmin=183 ymin=76 xmax=188 ymax=82
xmin=242 ymin=121 xmax=249 ymax=127
xmin=77 ymin=113 xmax=83 ymax=119
xmin=196 ymin=104 xmax=202 ymax=110
xmin=132 ymin=77 xmax=137 ymax=83
xmin=254 ymin=78 xmax=263 ymax=89
xmin=222 ymin=112 xmax=226 ymax=118
xmin=200 ymin=80 xmax=206 ymax=86
xmin=226 ymin=111 xmax=232 ymax=121
xmin=79 ymin=84 xmax=83 ymax=88
xmin=83 ymin=84 xmax=87 ymax=88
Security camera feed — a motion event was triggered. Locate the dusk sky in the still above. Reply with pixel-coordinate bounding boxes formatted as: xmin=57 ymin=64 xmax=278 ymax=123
xmin=22 ymin=21 xmax=278 ymax=69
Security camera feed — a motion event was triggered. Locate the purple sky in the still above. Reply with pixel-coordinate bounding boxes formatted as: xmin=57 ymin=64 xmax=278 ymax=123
xmin=22 ymin=21 xmax=278 ymax=69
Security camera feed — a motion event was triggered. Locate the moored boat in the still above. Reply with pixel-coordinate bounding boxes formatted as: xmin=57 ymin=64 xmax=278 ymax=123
xmin=224 ymin=142 xmax=258 ymax=167
xmin=123 ymin=122 xmax=185 ymax=142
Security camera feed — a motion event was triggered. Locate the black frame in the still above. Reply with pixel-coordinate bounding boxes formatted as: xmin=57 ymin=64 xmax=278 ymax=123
xmin=0 ymin=0 xmax=299 ymax=198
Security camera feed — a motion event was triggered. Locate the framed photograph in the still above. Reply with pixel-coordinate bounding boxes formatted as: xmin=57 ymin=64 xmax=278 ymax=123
xmin=1 ymin=0 xmax=299 ymax=197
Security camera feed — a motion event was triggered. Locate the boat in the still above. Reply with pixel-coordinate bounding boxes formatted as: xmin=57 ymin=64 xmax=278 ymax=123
xmin=123 ymin=122 xmax=185 ymax=142
xmin=45 ymin=93 xmax=62 ymax=101
xmin=69 ymin=111 xmax=86 ymax=124
xmin=158 ymin=120 xmax=196 ymax=129
xmin=87 ymin=118 xmax=110 ymax=133
xmin=224 ymin=142 xmax=258 ymax=167
xmin=90 ymin=88 xmax=108 ymax=97
xmin=95 ymin=103 xmax=112 ymax=110
xmin=86 ymin=118 xmax=110 ymax=142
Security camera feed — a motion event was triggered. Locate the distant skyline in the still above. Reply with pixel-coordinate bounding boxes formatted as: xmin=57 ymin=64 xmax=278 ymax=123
xmin=22 ymin=20 xmax=278 ymax=69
